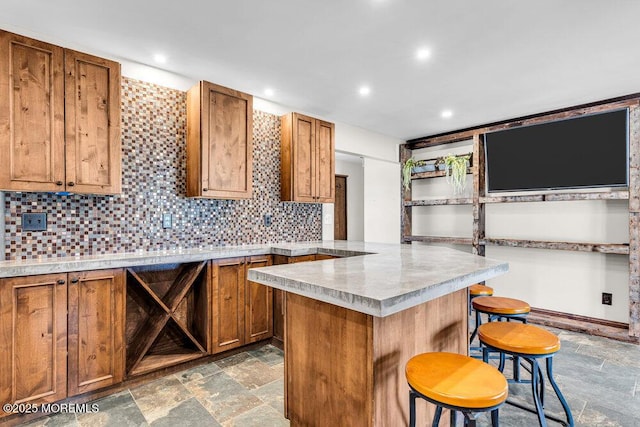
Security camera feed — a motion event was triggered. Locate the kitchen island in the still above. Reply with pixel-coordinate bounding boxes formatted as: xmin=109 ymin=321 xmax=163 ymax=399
xmin=247 ymin=241 xmax=508 ymax=426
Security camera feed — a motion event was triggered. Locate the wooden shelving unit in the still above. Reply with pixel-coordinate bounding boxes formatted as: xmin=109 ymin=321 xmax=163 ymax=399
xmin=404 ymin=198 xmax=473 ymax=206
xmin=401 ymin=95 xmax=640 ymax=338
xmin=125 ymin=262 xmax=209 ymax=376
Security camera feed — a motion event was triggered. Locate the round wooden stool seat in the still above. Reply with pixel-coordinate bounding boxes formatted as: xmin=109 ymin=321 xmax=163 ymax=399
xmin=469 ymin=284 xmax=494 ymax=297
xmin=472 ymin=296 xmax=530 ymax=315
xmin=405 ymin=352 xmax=508 ymax=409
xmin=478 ymin=322 xmax=561 ymax=355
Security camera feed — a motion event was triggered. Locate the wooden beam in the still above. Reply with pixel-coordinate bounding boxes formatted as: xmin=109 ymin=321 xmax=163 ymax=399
xmin=400 ymin=145 xmax=412 ymax=243
xmin=406 ymin=95 xmax=640 ymax=149
xmin=481 ymin=191 xmax=629 ymax=204
xmin=472 ymin=133 xmax=485 ymax=256
xmin=404 ymin=198 xmax=472 ymax=206
xmin=404 ymin=235 xmax=473 ymax=245
xmin=483 ymin=238 xmax=629 ymax=254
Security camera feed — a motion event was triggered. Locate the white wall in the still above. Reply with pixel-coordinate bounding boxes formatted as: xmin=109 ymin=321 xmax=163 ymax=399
xmin=410 ymin=143 xmax=630 ymax=323
xmin=364 ymin=158 xmax=401 ymax=243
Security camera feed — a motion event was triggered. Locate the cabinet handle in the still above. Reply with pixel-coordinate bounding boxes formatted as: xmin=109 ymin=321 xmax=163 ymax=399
xmin=67 ymin=182 xmax=75 ymax=187
xmin=55 ymin=181 xmax=63 ymax=186
xmin=203 ymin=188 xmax=208 ymax=192
xmin=70 ymin=278 xmax=79 ymax=284
xmin=57 ymin=279 xmax=65 ymax=285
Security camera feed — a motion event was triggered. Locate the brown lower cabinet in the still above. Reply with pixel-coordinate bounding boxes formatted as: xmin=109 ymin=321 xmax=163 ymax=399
xmin=0 ymin=269 xmax=125 ymax=414
xmin=272 ymin=254 xmax=337 ymax=341
xmin=0 ymin=254 xmax=301 ymax=419
xmin=211 ymin=255 xmax=273 ymax=353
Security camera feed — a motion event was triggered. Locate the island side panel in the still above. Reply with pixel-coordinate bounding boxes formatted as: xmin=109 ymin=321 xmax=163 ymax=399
xmin=285 ymin=293 xmax=374 ymax=427
xmin=372 ymin=288 xmax=468 ymax=426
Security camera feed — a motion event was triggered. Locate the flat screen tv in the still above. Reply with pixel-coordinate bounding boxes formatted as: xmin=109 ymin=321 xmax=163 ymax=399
xmin=484 ymin=108 xmax=629 ymax=193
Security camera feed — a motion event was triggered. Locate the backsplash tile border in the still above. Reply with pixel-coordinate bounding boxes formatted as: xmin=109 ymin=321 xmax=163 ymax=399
xmin=3 ymin=77 xmax=322 ymax=260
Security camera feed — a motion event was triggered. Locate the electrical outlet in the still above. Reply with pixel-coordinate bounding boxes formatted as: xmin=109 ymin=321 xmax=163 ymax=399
xmin=263 ymin=214 xmax=272 ymax=227
xmin=22 ymin=213 xmax=47 ymax=231
xmin=162 ymin=213 xmax=172 ymax=229
xmin=602 ymin=292 xmax=612 ymax=305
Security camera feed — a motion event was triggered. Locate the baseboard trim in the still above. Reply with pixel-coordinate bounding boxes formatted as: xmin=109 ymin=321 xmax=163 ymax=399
xmin=528 ymin=307 xmax=639 ymax=344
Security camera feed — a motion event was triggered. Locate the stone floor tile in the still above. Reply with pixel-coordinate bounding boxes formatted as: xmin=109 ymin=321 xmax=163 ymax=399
xmin=148 ymin=397 xmax=220 ymax=427
xmin=251 ymin=379 xmax=286 ymax=415
xmin=76 ymin=391 xmax=147 ymax=427
xmin=175 ymin=361 xmax=223 ymax=384
xmin=22 ymin=412 xmax=78 ymax=427
xmin=579 ymin=402 xmax=640 ymax=427
xmin=129 ymin=376 xmax=191 ymax=422
xmin=247 ymin=345 xmax=284 ymax=366
xmin=221 ymin=404 xmax=289 ymax=427
xmin=184 ymin=370 xmax=263 ymax=422
xmin=214 ymin=352 xmax=253 ymax=370
xmin=223 ymin=357 xmax=283 ymax=390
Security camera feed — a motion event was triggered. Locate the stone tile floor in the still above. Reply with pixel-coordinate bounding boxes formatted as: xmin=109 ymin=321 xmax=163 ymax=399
xmin=22 ymin=326 xmax=640 ymax=426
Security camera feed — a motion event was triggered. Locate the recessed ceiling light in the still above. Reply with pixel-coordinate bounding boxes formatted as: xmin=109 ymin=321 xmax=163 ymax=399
xmin=416 ymin=48 xmax=431 ymax=61
xmin=441 ymin=110 xmax=453 ymax=118
xmin=153 ymin=53 xmax=167 ymax=64
xmin=359 ymin=86 xmax=371 ymax=96
xmin=264 ymin=88 xmax=275 ymax=97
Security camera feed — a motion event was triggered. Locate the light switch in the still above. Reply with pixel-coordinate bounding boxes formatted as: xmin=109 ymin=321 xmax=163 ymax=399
xmin=162 ymin=213 xmax=172 ymax=229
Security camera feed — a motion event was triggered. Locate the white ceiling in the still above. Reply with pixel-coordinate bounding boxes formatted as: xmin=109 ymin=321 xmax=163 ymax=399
xmin=3 ymin=0 xmax=640 ymax=141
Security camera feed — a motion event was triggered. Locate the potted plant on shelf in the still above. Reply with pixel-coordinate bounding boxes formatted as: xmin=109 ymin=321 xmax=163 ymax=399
xmin=442 ymin=153 xmax=472 ymax=195
xmin=402 ymin=157 xmax=426 ymax=190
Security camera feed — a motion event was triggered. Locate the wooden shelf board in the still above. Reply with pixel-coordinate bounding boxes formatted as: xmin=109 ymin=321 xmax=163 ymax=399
xmin=482 ymin=238 xmax=629 ymax=254
xmin=404 ymin=235 xmax=473 ymax=245
xmin=481 ymin=190 xmax=629 ymax=204
xmin=163 ymin=261 xmax=206 ymax=310
xmin=411 ymin=168 xmax=472 ymax=181
xmin=404 ymin=198 xmax=473 ymax=206
xmin=128 ymin=353 xmax=205 ymax=377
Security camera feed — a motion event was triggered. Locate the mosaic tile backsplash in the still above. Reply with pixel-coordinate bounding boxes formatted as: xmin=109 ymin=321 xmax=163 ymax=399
xmin=3 ymin=78 xmax=322 ymax=260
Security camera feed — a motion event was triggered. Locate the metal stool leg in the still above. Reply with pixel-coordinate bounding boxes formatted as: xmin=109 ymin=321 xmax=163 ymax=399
xmin=409 ymin=390 xmax=417 ymax=427
xmin=432 ymin=405 xmax=443 ymax=427
xmin=491 ymin=409 xmax=500 ymax=427
xmin=449 ymin=409 xmax=457 ymax=427
xmin=530 ymin=360 xmax=548 ymax=427
xmin=546 ymin=358 xmax=575 ymax=427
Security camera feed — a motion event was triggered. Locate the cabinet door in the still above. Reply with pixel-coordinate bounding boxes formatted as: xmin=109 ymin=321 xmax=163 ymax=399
xmin=211 ymin=258 xmax=246 ymax=353
xmin=67 ymin=269 xmax=125 ymax=397
xmin=315 ymin=120 xmax=335 ymax=203
xmin=245 ymin=256 xmax=273 ymax=343
xmin=65 ymin=50 xmax=121 ymax=194
xmin=191 ymin=81 xmax=253 ymax=199
xmin=272 ymin=255 xmax=317 ymax=341
xmin=0 ymin=274 xmax=67 ymax=408
xmin=0 ymin=30 xmax=65 ymax=192
xmin=292 ymin=113 xmax=316 ymax=202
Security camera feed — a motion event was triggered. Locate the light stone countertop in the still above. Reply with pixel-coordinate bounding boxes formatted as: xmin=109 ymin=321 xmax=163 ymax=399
xmin=248 ymin=241 xmax=509 ymax=317
xmin=0 ymin=241 xmax=508 ymax=317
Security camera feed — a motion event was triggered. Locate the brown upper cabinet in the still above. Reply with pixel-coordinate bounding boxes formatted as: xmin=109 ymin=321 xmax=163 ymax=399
xmin=186 ymin=81 xmax=253 ymax=199
xmin=280 ymin=113 xmax=335 ymax=203
xmin=0 ymin=30 xmax=121 ymax=194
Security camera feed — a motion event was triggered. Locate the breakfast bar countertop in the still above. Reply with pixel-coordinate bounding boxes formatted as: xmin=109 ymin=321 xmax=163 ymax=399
xmin=248 ymin=241 xmax=508 ymax=317
xmin=0 ymin=241 xmax=508 ymax=317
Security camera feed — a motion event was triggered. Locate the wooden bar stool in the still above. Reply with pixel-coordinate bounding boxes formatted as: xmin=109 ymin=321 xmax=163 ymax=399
xmin=469 ymin=284 xmax=494 ymax=298
xmin=469 ymin=296 xmax=530 ymax=344
xmin=405 ymin=352 xmax=508 ymax=427
xmin=478 ymin=322 xmax=574 ymax=427
xmin=468 ymin=285 xmax=494 ymax=355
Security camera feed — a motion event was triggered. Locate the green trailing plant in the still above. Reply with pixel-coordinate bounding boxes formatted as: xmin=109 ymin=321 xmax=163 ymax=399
xmin=443 ymin=153 xmax=471 ymax=195
xmin=402 ymin=157 xmax=426 ymax=190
